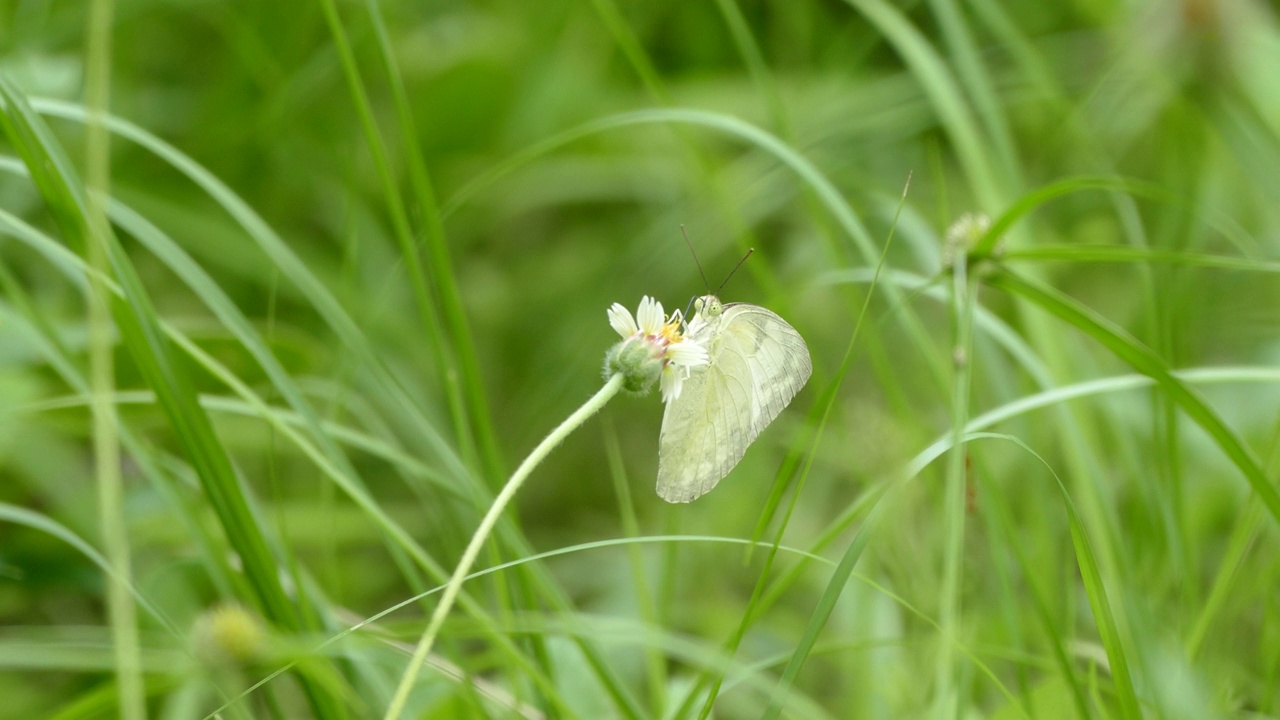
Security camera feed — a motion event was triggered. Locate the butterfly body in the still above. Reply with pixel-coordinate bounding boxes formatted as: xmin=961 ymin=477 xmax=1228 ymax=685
xmin=657 ymin=295 xmax=812 ymax=503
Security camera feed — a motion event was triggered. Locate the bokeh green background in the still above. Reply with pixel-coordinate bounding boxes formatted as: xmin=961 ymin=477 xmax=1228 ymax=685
xmin=2 ymin=0 xmax=1279 ymax=718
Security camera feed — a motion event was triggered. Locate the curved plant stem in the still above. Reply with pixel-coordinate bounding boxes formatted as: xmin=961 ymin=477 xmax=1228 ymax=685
xmin=383 ymin=373 xmax=627 ymax=719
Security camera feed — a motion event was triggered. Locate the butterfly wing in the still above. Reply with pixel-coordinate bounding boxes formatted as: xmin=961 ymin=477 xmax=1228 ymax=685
xmin=657 ymin=304 xmax=812 ymax=503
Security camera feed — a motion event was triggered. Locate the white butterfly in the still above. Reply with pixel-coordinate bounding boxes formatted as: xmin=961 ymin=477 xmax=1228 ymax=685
xmin=657 ymin=294 xmax=812 ymax=503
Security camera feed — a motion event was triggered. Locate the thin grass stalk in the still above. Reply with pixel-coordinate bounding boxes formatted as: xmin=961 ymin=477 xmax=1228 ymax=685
xmin=84 ymin=0 xmax=145 ymax=717
xmin=924 ymin=0 xmax=1022 ymax=189
xmin=932 ymin=249 xmax=976 ymax=717
xmin=1186 ymin=485 xmax=1271 ymax=658
xmin=360 ymin=0 xmax=506 ymax=484
xmin=356 ymin=6 xmax=574 ymax=706
xmin=31 ymin=99 xmax=477 ymax=488
xmin=204 ymin=536 xmax=830 ymax=720
xmin=840 ymin=0 xmax=1003 ymax=210
xmin=315 ymin=0 xmax=476 ymax=472
xmin=985 ymin=435 xmax=1143 ymax=719
xmin=590 ymin=0 xmax=791 ymax=312
xmin=973 ymin=456 xmax=1090 ymax=719
xmin=588 ymin=0 xmax=673 ymax=104
xmin=750 ymin=185 xmax=906 ymax=720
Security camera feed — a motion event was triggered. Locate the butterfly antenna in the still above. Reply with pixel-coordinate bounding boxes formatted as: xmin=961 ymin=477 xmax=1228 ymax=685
xmin=716 ymin=247 xmax=754 ymax=295
xmin=681 ymin=224 xmax=713 ymax=296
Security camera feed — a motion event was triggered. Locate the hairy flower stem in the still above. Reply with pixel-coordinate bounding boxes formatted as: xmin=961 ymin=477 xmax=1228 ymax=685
xmin=383 ymin=372 xmax=627 ymax=719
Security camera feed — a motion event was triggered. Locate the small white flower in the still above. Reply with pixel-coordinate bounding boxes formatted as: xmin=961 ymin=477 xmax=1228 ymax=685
xmin=604 ymin=296 xmax=708 ymax=399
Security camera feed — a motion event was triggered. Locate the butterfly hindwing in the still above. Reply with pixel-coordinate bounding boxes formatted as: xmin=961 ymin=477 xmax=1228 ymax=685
xmin=657 ymin=333 xmax=753 ymax=502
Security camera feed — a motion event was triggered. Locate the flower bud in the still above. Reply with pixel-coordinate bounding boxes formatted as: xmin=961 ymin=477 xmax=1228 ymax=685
xmin=192 ymin=603 xmax=266 ymax=667
xmin=604 ymin=336 xmax=666 ymax=394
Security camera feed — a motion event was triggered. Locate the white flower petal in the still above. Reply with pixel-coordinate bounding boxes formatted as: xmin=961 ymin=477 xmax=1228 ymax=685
xmin=660 ymin=369 xmax=684 ymax=403
xmin=608 ymin=302 xmax=638 ymax=338
xmin=636 ymin=296 xmax=664 ymax=335
xmin=666 ymin=340 xmax=709 ymax=367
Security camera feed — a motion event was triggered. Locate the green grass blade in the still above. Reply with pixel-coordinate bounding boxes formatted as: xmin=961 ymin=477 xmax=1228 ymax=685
xmin=987 ymin=269 xmax=1280 ymax=528
xmin=924 ymin=0 xmax=1021 ymax=189
xmin=604 ymin=421 xmax=669 ymax=715
xmin=689 ymin=180 xmax=903 ymax=719
xmin=316 ymin=0 xmax=479 ymax=476
xmin=359 ymin=0 xmax=506 ymax=482
xmin=1184 ymin=498 xmax=1265 ymax=661
xmin=711 ymin=0 xmax=789 ymax=135
xmin=977 ymin=463 xmax=1093 ymax=719
xmin=355 ymin=6 xmax=605 ymax=712
xmin=0 ymin=77 xmax=348 ymax=720
xmin=1002 ymin=244 xmax=1280 ymax=273
xmin=0 ymin=504 xmax=177 ymax=637
xmin=990 ymin=435 xmax=1143 ymax=719
xmin=970 ymin=174 xmax=1259 ymax=261
xmin=27 ymin=97 xmax=472 ymax=484
xmin=760 ymin=491 xmax=890 ymax=720
xmin=1 ymin=144 xmax=603 ymax=720
xmin=0 ymin=253 xmax=250 ymax=615
xmin=840 ymin=0 xmax=1003 ymax=208
xmin=588 ymin=0 xmax=673 ymax=104
xmin=971 ymin=176 xmax=1162 ymax=257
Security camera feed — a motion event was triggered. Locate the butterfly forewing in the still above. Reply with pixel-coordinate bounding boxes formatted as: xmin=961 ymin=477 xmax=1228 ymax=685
xmin=657 ymin=301 xmax=812 ymax=503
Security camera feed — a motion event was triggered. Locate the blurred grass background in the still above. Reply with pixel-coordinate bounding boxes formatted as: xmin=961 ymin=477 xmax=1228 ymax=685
xmin=2 ymin=0 xmax=1279 ymax=718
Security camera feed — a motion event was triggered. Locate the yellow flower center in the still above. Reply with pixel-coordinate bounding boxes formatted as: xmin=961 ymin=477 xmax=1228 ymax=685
xmin=657 ymin=315 xmax=685 ymax=345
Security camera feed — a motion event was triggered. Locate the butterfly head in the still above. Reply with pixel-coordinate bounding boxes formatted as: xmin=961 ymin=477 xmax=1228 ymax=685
xmin=692 ymin=295 xmax=724 ymax=320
